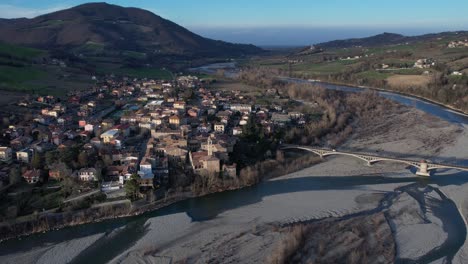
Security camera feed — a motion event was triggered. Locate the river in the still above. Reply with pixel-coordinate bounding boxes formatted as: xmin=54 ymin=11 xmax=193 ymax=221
xmin=1 ymin=64 xmax=468 ymax=263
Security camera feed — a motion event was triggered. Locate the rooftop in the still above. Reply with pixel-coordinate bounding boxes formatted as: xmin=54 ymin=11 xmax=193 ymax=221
xmin=101 ymin=129 xmax=120 ymax=138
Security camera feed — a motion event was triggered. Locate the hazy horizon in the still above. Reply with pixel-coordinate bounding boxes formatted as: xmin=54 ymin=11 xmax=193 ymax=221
xmin=0 ymin=0 xmax=467 ymax=46
xmin=190 ymin=26 xmax=467 ymax=46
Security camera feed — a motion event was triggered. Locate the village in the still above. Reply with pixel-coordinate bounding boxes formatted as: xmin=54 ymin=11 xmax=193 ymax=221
xmin=0 ymin=73 xmax=310 ymax=220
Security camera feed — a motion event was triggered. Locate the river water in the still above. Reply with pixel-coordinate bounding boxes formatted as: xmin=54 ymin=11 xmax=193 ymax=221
xmin=1 ymin=65 xmax=468 ymax=263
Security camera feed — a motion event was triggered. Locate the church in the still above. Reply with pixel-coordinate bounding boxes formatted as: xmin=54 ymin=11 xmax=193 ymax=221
xmin=189 ymin=137 xmax=221 ymax=176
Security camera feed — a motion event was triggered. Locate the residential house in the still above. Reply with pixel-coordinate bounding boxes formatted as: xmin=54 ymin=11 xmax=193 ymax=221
xmin=232 ymin=127 xmax=243 ymax=136
xmin=48 ymin=163 xmax=71 ymax=181
xmin=164 ymin=146 xmax=188 ymax=164
xmin=78 ymin=168 xmax=98 ymax=181
xmin=214 ymin=123 xmax=225 ymax=133
xmin=174 ymin=101 xmax=186 ymax=110
xmin=187 ymin=108 xmax=198 ymax=118
xmin=223 ymin=164 xmax=237 ymax=178
xmin=197 ymin=123 xmax=211 ymax=133
xmin=169 ymin=115 xmax=181 ymax=126
xmin=23 ymin=169 xmax=41 ymax=184
xmin=100 ymin=129 xmax=120 ymax=143
xmin=152 ymin=118 xmax=163 ymax=126
xmin=110 ymin=136 xmax=124 ymax=149
xmin=101 ymin=119 xmax=115 ymax=130
xmin=414 ymin=58 xmax=435 ymax=69
xmin=271 ymin=113 xmax=291 ymax=124
xmin=90 ymin=137 xmax=101 ymax=147
xmin=151 ymin=128 xmax=181 ymax=139
xmin=138 ymin=159 xmax=154 ymax=188
xmin=0 ymin=147 xmax=12 ymax=162
xmin=139 ymin=159 xmax=153 ymax=178
xmin=115 ymin=124 xmax=131 ymax=137
xmin=230 ymin=104 xmax=252 ymax=113
xmin=16 ymin=148 xmax=32 ymax=163
xmin=84 ymin=124 xmax=95 ymax=132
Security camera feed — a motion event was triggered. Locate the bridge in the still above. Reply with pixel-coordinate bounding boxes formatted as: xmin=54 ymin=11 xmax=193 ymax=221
xmin=281 ymin=144 xmax=468 ymax=177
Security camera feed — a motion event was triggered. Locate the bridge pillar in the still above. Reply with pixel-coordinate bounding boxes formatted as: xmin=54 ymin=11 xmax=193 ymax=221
xmin=416 ymin=161 xmax=430 ymax=177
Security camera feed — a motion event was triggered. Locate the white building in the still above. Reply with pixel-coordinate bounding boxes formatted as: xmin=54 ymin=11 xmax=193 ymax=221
xmin=138 ymin=159 xmax=153 ymax=178
xmin=84 ymin=124 xmax=95 ymax=132
xmin=0 ymin=147 xmax=12 ymax=162
xmin=230 ymin=104 xmax=251 ymax=113
xmin=214 ymin=123 xmax=225 ymax=133
xmin=232 ymin=127 xmax=243 ymax=136
xmin=16 ymin=149 xmax=31 ymax=163
xmin=78 ymin=168 xmax=98 ymax=181
xmin=173 ymin=101 xmax=186 ymax=110
xmin=100 ymin=129 xmax=120 ymax=143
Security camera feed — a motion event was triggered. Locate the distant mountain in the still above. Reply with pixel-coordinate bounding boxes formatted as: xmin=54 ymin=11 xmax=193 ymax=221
xmin=317 ymin=31 xmax=468 ymax=49
xmin=0 ymin=2 xmax=262 ymax=57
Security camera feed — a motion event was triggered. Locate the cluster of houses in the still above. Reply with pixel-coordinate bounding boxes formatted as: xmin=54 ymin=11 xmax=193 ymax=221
xmin=0 ymin=73 xmax=308 ymax=193
xmin=447 ymin=40 xmax=468 ymax=48
xmin=414 ymin=58 xmax=435 ymax=69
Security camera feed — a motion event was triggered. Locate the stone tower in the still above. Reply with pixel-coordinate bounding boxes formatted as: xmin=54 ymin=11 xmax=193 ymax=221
xmin=207 ymin=137 xmax=213 ymax=156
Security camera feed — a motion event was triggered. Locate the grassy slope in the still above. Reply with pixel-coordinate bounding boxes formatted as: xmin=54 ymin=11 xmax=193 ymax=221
xmin=249 ymin=34 xmax=468 ymax=82
xmin=0 ymin=42 xmax=45 ymax=58
xmin=0 ymin=42 xmax=169 ymax=96
xmin=96 ymin=66 xmax=173 ymax=80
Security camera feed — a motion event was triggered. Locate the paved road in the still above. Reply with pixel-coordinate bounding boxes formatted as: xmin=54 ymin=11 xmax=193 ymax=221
xmin=63 ymin=189 xmax=100 ymax=203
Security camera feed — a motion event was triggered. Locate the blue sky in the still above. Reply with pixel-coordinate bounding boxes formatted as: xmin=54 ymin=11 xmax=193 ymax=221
xmin=1 ymin=0 xmax=467 ymax=45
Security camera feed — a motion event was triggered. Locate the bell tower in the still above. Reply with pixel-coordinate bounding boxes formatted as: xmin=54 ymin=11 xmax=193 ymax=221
xmin=207 ymin=137 xmax=213 ymax=156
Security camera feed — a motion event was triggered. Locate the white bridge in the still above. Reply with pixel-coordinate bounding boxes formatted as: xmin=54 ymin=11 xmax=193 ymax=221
xmin=281 ymin=145 xmax=468 ymax=176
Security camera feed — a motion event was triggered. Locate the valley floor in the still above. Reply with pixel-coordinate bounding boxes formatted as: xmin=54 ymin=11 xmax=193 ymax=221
xmin=1 ymin=106 xmax=468 ymax=263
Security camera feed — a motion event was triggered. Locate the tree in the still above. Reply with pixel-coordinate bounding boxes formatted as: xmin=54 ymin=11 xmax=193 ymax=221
xmin=77 ymin=151 xmax=89 ymax=168
xmin=49 ymin=162 xmax=71 ymax=181
xmin=9 ymin=166 xmax=22 ymax=185
xmin=61 ymin=177 xmax=79 ymax=197
xmin=102 ymin=155 xmax=113 ymax=166
xmin=45 ymin=151 xmax=59 ymax=168
xmin=124 ymin=174 xmax=140 ymax=201
xmin=31 ymin=152 xmax=43 ymax=170
xmin=60 ymin=147 xmax=79 ymax=167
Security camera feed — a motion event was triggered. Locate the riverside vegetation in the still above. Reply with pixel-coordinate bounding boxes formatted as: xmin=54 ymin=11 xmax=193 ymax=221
xmin=0 ymin=73 xmax=400 ymax=241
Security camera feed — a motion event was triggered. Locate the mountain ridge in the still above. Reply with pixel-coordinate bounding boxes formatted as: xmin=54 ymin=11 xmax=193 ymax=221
xmin=0 ymin=2 xmax=262 ymax=57
xmin=317 ymin=31 xmax=468 ymax=49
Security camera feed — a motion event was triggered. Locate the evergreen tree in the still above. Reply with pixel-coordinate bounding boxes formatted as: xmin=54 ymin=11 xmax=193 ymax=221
xmin=125 ymin=174 xmax=140 ymax=201
xmin=78 ymin=151 xmax=89 ymax=168
xmin=9 ymin=166 xmax=22 ymax=185
xmin=45 ymin=151 xmax=58 ymax=168
xmin=31 ymin=152 xmax=43 ymax=169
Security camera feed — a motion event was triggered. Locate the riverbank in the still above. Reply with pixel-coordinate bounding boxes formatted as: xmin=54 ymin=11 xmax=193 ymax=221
xmin=0 ymin=153 xmax=322 ymax=243
xmin=292 ymin=77 xmax=468 ymax=117
xmin=1 ymin=84 xmax=467 ymax=263
xmin=193 ymin=62 xmax=468 ymax=117
xmin=104 ymin=106 xmax=464 ymax=263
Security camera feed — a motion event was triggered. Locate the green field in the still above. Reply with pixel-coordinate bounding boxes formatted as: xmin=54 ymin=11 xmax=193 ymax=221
xmin=103 ymin=67 xmax=173 ymax=79
xmin=355 ymin=70 xmax=392 ymax=80
xmin=0 ymin=65 xmax=47 ymax=88
xmin=0 ymin=42 xmax=44 ymax=59
xmin=122 ymin=50 xmax=147 ymax=59
xmin=291 ymin=60 xmax=359 ymax=75
xmin=75 ymin=42 xmax=106 ymax=54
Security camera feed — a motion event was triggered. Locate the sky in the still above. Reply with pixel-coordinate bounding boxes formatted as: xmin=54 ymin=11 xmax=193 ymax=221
xmin=0 ymin=0 xmax=467 ymax=46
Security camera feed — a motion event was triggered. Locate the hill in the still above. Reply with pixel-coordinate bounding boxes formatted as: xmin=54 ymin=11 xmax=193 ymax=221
xmin=0 ymin=2 xmax=262 ymax=57
xmin=247 ymin=31 xmax=468 ymax=112
xmin=317 ymin=31 xmax=468 ymax=49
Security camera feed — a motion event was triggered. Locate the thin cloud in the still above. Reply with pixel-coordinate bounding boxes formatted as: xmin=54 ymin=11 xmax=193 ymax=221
xmin=0 ymin=4 xmax=70 ymax=19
